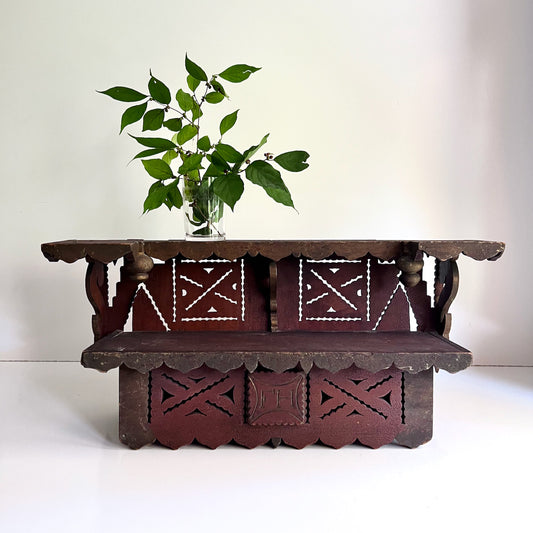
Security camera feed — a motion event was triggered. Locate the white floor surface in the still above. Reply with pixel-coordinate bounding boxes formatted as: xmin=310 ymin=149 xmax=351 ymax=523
xmin=1 ymin=363 xmax=531 ymax=533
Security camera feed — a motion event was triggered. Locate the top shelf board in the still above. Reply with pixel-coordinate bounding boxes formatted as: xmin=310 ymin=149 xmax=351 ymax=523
xmin=41 ymin=239 xmax=505 ymax=264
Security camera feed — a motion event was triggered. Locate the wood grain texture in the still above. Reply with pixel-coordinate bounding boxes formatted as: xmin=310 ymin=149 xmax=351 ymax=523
xmin=394 ymin=369 xmax=433 ymax=448
xmin=82 ymin=330 xmax=472 ymax=374
xmin=42 ymin=239 xmax=505 ymax=264
xmin=119 ymin=366 xmax=155 ymax=449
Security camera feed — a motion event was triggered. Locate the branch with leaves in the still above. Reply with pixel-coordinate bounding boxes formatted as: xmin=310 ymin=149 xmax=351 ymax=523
xmin=98 ymin=54 xmax=310 ymax=233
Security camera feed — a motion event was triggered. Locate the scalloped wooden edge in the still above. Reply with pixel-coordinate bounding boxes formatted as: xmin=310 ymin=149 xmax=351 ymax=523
xmin=83 ymin=350 xmax=472 ymax=376
xmin=42 ymin=239 xmax=505 ymax=264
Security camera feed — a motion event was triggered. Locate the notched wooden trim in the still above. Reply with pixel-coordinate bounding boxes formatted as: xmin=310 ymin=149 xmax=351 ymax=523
xmin=42 ymin=239 xmax=506 ymax=265
xmin=394 ymin=369 xmax=433 ymax=448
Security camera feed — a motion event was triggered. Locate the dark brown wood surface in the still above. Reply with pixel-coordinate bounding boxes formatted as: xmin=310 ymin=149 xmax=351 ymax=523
xmin=82 ymin=330 xmax=471 ymax=374
xmin=42 ymin=239 xmax=505 ymax=264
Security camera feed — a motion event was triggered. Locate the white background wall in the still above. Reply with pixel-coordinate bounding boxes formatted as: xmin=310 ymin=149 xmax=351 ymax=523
xmin=0 ymin=0 xmax=530 ymax=365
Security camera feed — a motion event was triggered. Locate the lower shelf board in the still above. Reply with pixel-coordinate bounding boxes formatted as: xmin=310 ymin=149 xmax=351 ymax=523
xmin=84 ymin=330 xmax=472 ymax=374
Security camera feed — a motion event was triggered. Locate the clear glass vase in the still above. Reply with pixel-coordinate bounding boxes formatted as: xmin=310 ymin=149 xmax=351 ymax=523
xmin=182 ymin=177 xmax=225 ymax=241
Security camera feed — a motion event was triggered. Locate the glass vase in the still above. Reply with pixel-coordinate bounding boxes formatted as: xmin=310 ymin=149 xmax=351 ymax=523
xmin=182 ymin=177 xmax=225 ymax=241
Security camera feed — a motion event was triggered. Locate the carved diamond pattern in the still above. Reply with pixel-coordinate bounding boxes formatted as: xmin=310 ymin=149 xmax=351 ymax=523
xmin=150 ymin=365 xmax=245 ymax=448
xmin=178 ymin=260 xmax=243 ymax=322
xmin=310 ymin=366 xmax=403 ymax=448
xmin=131 ymin=259 xmax=246 ymax=330
xmin=301 ymin=260 xmax=367 ymax=322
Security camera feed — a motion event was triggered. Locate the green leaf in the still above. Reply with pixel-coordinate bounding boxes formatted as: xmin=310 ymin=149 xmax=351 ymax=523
xmin=245 ymin=160 xmax=294 ymax=208
xmin=211 ymin=80 xmax=227 ymax=97
xmin=273 ymin=151 xmax=310 ymax=172
xmin=242 ymin=133 xmax=270 ymax=161
xmin=210 ymin=150 xmax=230 ymax=171
xmin=185 ymin=54 xmax=208 ymax=82
xmin=218 ymin=64 xmax=261 ymax=83
xmin=162 ymin=149 xmax=179 ymax=165
xmin=163 ymin=118 xmax=182 ymax=131
xmin=205 ymin=92 xmax=225 ymax=104
xmin=143 ymin=182 xmax=168 ymax=213
xmin=166 ymin=180 xmax=183 ymax=209
xmin=176 ymin=89 xmax=194 ymax=112
xmin=197 ymin=135 xmax=211 ymax=152
xmin=120 ymin=102 xmax=147 ymax=133
xmin=203 ymin=163 xmax=224 ymax=178
xmin=245 ymin=160 xmax=282 ymax=189
xmin=178 ymin=153 xmax=204 ymax=174
xmin=262 ymin=185 xmax=295 ymax=208
xmin=141 ymin=158 xmax=174 ymax=180
xmin=130 ymin=135 xmax=177 ymax=149
xmin=98 ymin=86 xmax=148 ymax=102
xmin=187 ymin=75 xmax=201 ymax=92
xmin=148 ymin=73 xmax=171 ymax=104
xmin=212 ymin=174 xmax=244 ymax=211
xmin=191 ymin=100 xmax=203 ymax=121
xmin=220 ymin=110 xmax=238 ymax=136
xmin=216 ymin=143 xmax=244 ymax=164
xmin=131 ymin=147 xmax=169 ymax=161
xmin=176 ymin=124 xmax=198 ymax=145
xmin=234 ymin=133 xmax=270 ymax=172
xmin=142 ymin=108 xmax=165 ymax=131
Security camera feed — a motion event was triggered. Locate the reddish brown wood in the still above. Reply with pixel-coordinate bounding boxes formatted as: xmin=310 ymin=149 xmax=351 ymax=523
xmin=150 ymin=365 xmax=244 ymax=449
xmin=269 ymin=261 xmax=279 ymax=332
xmin=248 ymin=371 xmax=307 ymax=426
xmin=131 ymin=256 xmax=270 ymax=332
xmin=85 ymin=260 xmax=139 ymax=341
xmin=274 ymin=256 xmax=434 ymax=332
xmin=147 ymin=365 xmax=404 ymax=449
xmin=42 ymin=239 xmax=503 ymax=449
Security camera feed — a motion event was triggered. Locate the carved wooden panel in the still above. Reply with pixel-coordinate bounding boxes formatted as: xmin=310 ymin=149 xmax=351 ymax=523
xmin=309 ymin=367 xmax=402 ymax=449
xmin=150 ymin=365 xmax=245 ymax=449
xmin=276 ymin=256 xmax=433 ymax=332
xmin=247 ymin=371 xmax=307 ymax=426
xmin=131 ymin=256 xmax=269 ymax=331
xmin=149 ymin=365 xmax=405 ymax=450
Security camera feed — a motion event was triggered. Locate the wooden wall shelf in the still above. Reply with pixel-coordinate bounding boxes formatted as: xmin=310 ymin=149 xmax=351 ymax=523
xmin=42 ymin=239 xmax=504 ymax=449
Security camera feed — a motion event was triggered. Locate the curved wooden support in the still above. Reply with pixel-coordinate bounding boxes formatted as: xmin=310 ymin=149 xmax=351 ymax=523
xmin=85 ymin=258 xmax=145 ymax=341
xmin=85 ymin=260 xmax=109 ymax=341
xmin=434 ymin=259 xmax=459 ymax=338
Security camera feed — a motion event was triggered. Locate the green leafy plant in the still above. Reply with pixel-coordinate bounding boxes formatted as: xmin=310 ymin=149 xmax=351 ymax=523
xmin=98 ymin=54 xmax=310 ymax=237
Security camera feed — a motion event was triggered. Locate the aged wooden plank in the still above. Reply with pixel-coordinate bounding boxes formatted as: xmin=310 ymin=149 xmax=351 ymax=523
xmin=42 ymin=239 xmax=506 ymax=264
xmin=394 ymin=370 xmax=434 ymax=448
xmin=82 ymin=330 xmax=471 ymax=375
xmin=119 ymin=366 xmax=155 ymax=449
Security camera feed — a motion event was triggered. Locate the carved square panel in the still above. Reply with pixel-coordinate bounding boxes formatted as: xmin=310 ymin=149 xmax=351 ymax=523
xmin=177 ymin=259 xmax=244 ymax=323
xmin=299 ymin=259 xmax=368 ymax=323
xmin=247 ymin=371 xmax=307 ymax=426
